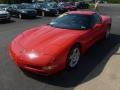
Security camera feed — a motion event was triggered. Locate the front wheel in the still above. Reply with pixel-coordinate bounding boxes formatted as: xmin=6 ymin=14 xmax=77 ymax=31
xmin=67 ymin=45 xmax=80 ymax=69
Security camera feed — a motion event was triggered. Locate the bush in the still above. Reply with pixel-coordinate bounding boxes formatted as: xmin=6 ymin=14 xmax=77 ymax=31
xmin=0 ymin=0 xmax=31 ymax=4
xmin=108 ymin=0 xmax=120 ymax=3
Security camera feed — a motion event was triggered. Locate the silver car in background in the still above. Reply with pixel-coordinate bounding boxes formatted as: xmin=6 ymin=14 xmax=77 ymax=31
xmin=0 ymin=4 xmax=9 ymax=11
xmin=0 ymin=9 xmax=11 ymax=21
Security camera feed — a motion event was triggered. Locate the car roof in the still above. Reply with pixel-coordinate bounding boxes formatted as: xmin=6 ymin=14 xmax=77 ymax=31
xmin=0 ymin=4 xmax=9 ymax=6
xmin=11 ymin=4 xmax=30 ymax=6
xmin=66 ymin=11 xmax=96 ymax=15
xmin=11 ymin=4 xmax=20 ymax=6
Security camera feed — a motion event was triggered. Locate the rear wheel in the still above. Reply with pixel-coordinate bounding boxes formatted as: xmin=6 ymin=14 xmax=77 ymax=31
xmin=56 ymin=10 xmax=59 ymax=16
xmin=67 ymin=45 xmax=80 ymax=69
xmin=105 ymin=25 xmax=111 ymax=39
xmin=18 ymin=13 xmax=22 ymax=19
xmin=6 ymin=17 xmax=11 ymax=21
xmin=42 ymin=11 xmax=45 ymax=17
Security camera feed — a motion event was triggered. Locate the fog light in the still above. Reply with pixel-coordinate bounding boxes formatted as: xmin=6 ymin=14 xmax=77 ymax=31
xmin=42 ymin=65 xmax=57 ymax=70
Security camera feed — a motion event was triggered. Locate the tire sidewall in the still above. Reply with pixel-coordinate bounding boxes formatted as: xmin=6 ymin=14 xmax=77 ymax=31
xmin=42 ymin=11 xmax=45 ymax=17
xmin=105 ymin=25 xmax=111 ymax=39
xmin=19 ymin=13 xmax=22 ymax=19
xmin=67 ymin=45 xmax=80 ymax=69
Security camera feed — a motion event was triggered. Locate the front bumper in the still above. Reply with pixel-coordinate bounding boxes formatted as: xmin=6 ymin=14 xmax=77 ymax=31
xmin=9 ymin=46 xmax=59 ymax=76
xmin=20 ymin=65 xmax=53 ymax=76
xmin=0 ymin=14 xmax=10 ymax=20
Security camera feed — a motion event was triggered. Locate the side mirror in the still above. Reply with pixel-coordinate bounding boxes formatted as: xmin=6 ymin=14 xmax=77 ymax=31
xmin=94 ymin=24 xmax=102 ymax=28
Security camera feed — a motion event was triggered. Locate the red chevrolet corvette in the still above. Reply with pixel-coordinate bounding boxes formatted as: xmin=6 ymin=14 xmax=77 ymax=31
xmin=9 ymin=11 xmax=111 ymax=75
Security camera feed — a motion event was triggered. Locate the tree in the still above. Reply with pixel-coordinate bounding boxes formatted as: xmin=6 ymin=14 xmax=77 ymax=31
xmin=0 ymin=0 xmax=32 ymax=4
xmin=108 ymin=0 xmax=120 ymax=3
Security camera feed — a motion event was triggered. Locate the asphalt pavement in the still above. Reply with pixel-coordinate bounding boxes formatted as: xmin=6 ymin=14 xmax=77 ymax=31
xmin=0 ymin=4 xmax=120 ymax=90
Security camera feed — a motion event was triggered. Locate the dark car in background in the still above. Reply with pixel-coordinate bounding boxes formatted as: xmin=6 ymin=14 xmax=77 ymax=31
xmin=30 ymin=2 xmax=58 ymax=16
xmin=99 ymin=0 xmax=108 ymax=3
xmin=32 ymin=3 xmax=45 ymax=16
xmin=48 ymin=2 xmax=68 ymax=14
xmin=7 ymin=4 xmax=37 ymax=19
xmin=22 ymin=2 xmax=59 ymax=16
xmin=76 ymin=1 xmax=90 ymax=9
xmin=58 ymin=2 xmax=77 ymax=11
xmin=39 ymin=3 xmax=59 ymax=16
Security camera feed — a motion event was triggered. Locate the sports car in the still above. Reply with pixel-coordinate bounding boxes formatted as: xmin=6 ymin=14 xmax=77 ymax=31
xmin=9 ymin=11 xmax=111 ymax=75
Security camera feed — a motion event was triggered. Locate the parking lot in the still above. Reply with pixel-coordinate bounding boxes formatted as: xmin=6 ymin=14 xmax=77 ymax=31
xmin=0 ymin=4 xmax=120 ymax=90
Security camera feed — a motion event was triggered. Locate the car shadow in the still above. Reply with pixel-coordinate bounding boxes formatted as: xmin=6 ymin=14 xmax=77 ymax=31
xmin=21 ymin=16 xmax=41 ymax=20
xmin=11 ymin=16 xmax=42 ymax=20
xmin=0 ymin=19 xmax=15 ymax=24
xmin=23 ymin=34 xmax=120 ymax=87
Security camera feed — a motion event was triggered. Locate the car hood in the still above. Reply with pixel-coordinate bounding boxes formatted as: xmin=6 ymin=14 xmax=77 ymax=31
xmin=13 ymin=25 xmax=87 ymax=55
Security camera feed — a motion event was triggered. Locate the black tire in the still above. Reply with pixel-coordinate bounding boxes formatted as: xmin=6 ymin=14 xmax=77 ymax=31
xmin=42 ymin=11 xmax=45 ymax=17
xmin=18 ymin=13 xmax=22 ymax=19
xmin=56 ymin=10 xmax=59 ymax=16
xmin=105 ymin=25 xmax=111 ymax=39
xmin=67 ymin=45 xmax=80 ymax=69
xmin=88 ymin=5 xmax=90 ymax=9
xmin=32 ymin=15 xmax=37 ymax=19
xmin=6 ymin=17 xmax=11 ymax=22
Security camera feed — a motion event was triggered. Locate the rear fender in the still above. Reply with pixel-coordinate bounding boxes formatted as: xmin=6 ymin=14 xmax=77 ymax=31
xmin=101 ymin=15 xmax=112 ymax=25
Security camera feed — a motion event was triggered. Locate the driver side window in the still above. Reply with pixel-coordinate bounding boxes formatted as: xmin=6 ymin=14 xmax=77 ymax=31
xmin=13 ymin=5 xmax=17 ymax=9
xmin=91 ymin=14 xmax=102 ymax=26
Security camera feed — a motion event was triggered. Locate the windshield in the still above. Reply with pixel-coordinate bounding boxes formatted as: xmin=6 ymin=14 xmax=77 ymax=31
xmin=32 ymin=4 xmax=43 ymax=8
xmin=0 ymin=5 xmax=9 ymax=10
xmin=43 ymin=3 xmax=57 ymax=8
xmin=49 ymin=3 xmax=57 ymax=8
xmin=49 ymin=14 xmax=92 ymax=30
xmin=17 ymin=5 xmax=34 ymax=9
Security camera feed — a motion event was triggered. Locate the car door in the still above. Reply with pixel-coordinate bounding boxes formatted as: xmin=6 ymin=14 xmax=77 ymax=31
xmin=79 ymin=14 xmax=104 ymax=51
xmin=91 ymin=13 xmax=104 ymax=42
